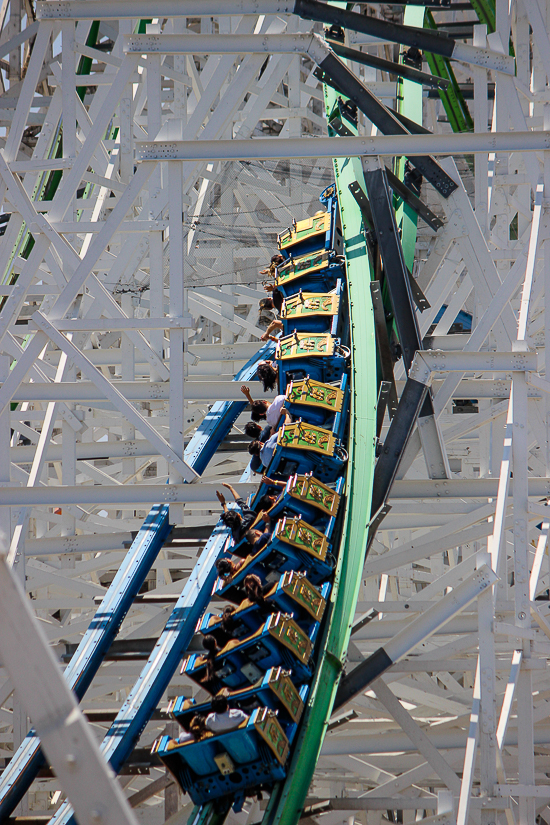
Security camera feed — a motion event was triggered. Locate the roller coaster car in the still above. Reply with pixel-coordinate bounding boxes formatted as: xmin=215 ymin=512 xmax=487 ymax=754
xmin=265 ymin=419 xmax=348 ymax=484
xmin=182 ymin=612 xmax=315 ymax=691
xmin=169 ymin=667 xmax=308 ymax=728
xmin=281 ymin=281 xmax=343 ymax=336
xmin=276 ymin=332 xmax=350 ymax=390
xmin=278 ymin=197 xmax=342 ymax=258
xmin=277 ymin=473 xmax=342 ymax=522
xmin=284 ymin=374 xmax=349 ymax=434
xmin=199 ymin=572 xmax=330 ymax=643
xmin=275 ymin=249 xmax=344 ymax=296
xmin=229 ymin=474 xmax=342 ymax=557
xmin=152 ymin=706 xmax=289 ymax=806
xmin=215 ymin=519 xmax=335 ymax=601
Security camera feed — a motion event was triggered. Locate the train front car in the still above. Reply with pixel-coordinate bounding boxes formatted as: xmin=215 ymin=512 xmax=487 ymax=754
xmin=152 ymin=186 xmax=350 ymax=814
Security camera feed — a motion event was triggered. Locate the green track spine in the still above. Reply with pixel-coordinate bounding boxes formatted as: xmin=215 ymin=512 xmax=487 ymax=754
xmin=264 ymin=74 xmax=377 ymax=825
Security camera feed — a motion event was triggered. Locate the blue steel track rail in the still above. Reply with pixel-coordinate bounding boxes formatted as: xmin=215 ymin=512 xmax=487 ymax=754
xmin=49 ymin=523 xmax=232 ymax=825
xmin=43 ymin=344 xmax=275 ymax=825
xmin=186 ymin=341 xmax=276 ymax=476
xmin=0 ymin=502 xmax=172 ymax=819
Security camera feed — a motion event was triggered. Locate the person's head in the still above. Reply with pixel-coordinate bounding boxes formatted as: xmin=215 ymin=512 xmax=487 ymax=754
xmin=250 ymin=400 xmax=268 ymax=422
xmin=244 ymin=574 xmax=265 ymax=604
xmin=203 ymin=634 xmax=219 ymax=655
xmin=248 ymin=440 xmax=262 ymax=458
xmin=189 ymin=715 xmax=207 ymax=741
xmin=221 ymin=605 xmax=236 ymax=632
xmin=271 ymin=254 xmax=283 ymax=267
xmin=244 ymin=421 xmax=262 ymax=439
xmin=257 ymin=363 xmax=278 ymax=393
xmin=216 ymin=558 xmax=235 ymax=580
xmin=246 ymin=528 xmax=263 ymax=545
xmin=211 ymin=691 xmax=229 ymax=714
xmin=259 ymin=297 xmax=274 ymax=311
xmin=258 ymin=493 xmax=277 ymax=511
xmin=202 ymin=635 xmax=220 ymax=685
xmin=220 ymin=510 xmax=241 ymax=532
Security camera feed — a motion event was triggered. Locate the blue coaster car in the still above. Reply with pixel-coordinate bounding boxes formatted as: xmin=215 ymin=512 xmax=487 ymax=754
xmin=281 ymin=281 xmax=344 ymax=336
xmin=276 ymin=333 xmax=350 ymax=392
xmin=278 ymin=195 xmax=341 ymax=258
xmin=152 ymin=706 xmax=289 ymax=806
xmin=275 ymin=249 xmax=345 ymax=298
xmin=265 ymin=420 xmax=348 ymax=485
xmin=284 ymin=373 xmax=349 ymax=434
xmin=169 ymin=667 xmax=308 ymax=729
xmin=215 ymin=519 xmax=335 ymax=602
xmin=181 ymin=612 xmax=315 ymax=692
xmin=149 ymin=183 xmax=353 ymax=814
xmin=199 ymin=572 xmax=331 ymax=642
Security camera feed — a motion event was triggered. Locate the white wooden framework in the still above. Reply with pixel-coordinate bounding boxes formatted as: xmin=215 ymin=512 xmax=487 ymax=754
xmin=0 ymin=1 xmax=549 ymax=823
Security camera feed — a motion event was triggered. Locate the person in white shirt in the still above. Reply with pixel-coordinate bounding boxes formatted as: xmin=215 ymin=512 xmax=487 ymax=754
xmin=240 ymin=385 xmax=287 ymax=432
xmin=265 ymin=394 xmax=285 ymax=429
xmin=205 ymin=692 xmax=249 ymax=734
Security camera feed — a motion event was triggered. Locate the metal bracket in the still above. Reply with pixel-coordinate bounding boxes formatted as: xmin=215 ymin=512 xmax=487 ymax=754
xmin=326 ymin=37 xmax=451 ymax=90
xmin=370 ymin=281 xmax=399 ymax=420
xmin=335 ymin=112 xmax=443 ymax=235
xmin=362 ymin=166 xmax=423 ymax=371
xmin=377 ymin=381 xmax=393 ymax=437
xmin=313 ymin=65 xmax=343 ymax=96
xmin=316 ymin=51 xmax=459 ymax=197
xmin=351 ymin=608 xmax=380 ymax=635
xmin=385 ymin=166 xmax=444 ymax=233
xmin=348 ymin=179 xmax=374 ymax=230
xmin=369 ymin=502 xmax=393 ymax=533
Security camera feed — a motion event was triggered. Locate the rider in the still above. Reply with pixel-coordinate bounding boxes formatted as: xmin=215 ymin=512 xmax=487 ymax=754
xmin=241 ymin=385 xmax=286 ymax=430
xmin=205 ymin=691 xmax=249 ymax=734
xmin=216 ymin=482 xmax=256 ymax=542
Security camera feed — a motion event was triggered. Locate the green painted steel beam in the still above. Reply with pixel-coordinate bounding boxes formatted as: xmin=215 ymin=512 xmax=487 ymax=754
xmin=424 ymin=10 xmax=474 ymax=133
xmin=469 ymin=0 xmax=496 ymax=32
xmin=396 ymin=6 xmax=425 ymax=272
xmin=3 ymin=21 xmax=103 ymax=409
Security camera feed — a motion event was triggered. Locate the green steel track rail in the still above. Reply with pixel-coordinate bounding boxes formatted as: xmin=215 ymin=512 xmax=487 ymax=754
xmin=3 ymin=22 xmax=101 ymax=411
xmin=261 ymin=63 xmax=378 ymax=825
xmin=398 ymin=6 xmax=426 ymax=271
xmin=423 ymin=10 xmax=474 ymax=134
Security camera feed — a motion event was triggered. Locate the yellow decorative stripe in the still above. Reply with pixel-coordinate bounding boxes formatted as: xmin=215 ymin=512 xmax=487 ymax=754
xmin=280 ymin=570 xmax=326 ymax=621
xmin=288 ymin=474 xmax=341 ymax=517
xmin=275 ymin=517 xmax=328 ymax=561
xmin=253 ymin=708 xmax=290 ymax=765
xmin=276 ymin=331 xmax=335 ymax=360
xmin=277 ymin=421 xmax=337 ymax=456
xmin=267 ymin=613 xmax=313 ymax=665
xmin=286 ymin=377 xmax=344 ymax=413
xmin=276 ymin=249 xmax=332 ymax=286
xmin=268 ymin=667 xmax=304 ymax=723
xmin=282 ymin=292 xmax=339 ymax=319
xmin=278 ymin=211 xmax=330 ymax=251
